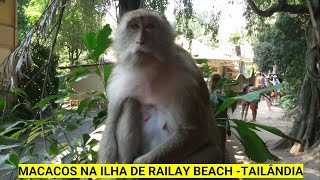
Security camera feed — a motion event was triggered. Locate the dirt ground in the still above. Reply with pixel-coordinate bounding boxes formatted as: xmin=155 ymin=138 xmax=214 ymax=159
xmin=227 ymin=99 xmax=320 ymax=179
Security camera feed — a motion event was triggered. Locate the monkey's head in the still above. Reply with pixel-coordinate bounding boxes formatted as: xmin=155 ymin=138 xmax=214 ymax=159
xmin=113 ymin=9 xmax=176 ymax=64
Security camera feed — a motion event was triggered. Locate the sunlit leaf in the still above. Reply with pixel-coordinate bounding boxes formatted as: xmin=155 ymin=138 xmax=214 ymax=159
xmin=232 ymin=120 xmax=280 ymax=162
xmin=94 ymin=24 xmax=112 ymax=61
xmin=216 ymin=84 xmax=282 ymax=115
xmin=232 ymin=119 xmax=300 ymax=143
xmin=82 ymin=32 xmax=97 ymax=50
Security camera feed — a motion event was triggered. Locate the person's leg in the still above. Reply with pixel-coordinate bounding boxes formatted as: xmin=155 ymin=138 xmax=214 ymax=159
xmin=244 ymin=104 xmax=249 ymax=121
xmin=252 ymin=109 xmax=257 ymax=122
xmin=249 ymin=103 xmax=257 ymax=122
xmin=266 ymin=96 xmax=272 ymax=111
xmin=241 ymin=103 xmax=245 ymax=120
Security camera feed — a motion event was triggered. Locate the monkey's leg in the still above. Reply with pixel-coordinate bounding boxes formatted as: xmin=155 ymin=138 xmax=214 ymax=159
xmin=179 ymin=143 xmax=224 ymax=164
xmin=116 ymin=97 xmax=143 ymax=163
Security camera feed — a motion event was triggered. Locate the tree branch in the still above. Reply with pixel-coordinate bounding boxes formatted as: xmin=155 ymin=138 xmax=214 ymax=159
xmin=246 ymin=0 xmax=309 ymax=17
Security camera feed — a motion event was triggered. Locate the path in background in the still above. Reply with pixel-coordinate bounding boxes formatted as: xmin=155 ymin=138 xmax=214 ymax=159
xmin=226 ymin=99 xmax=320 ymax=180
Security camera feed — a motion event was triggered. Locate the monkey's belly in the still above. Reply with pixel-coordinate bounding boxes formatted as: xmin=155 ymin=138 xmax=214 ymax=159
xmin=141 ymin=105 xmax=172 ymax=154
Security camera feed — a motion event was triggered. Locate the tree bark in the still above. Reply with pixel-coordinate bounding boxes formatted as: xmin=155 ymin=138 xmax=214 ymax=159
xmin=118 ymin=0 xmax=142 ymax=21
xmin=290 ymin=8 xmax=320 ymax=152
xmin=246 ymin=0 xmax=320 ymax=151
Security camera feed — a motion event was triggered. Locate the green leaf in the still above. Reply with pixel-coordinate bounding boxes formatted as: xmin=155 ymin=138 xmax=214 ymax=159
xmin=72 ymin=67 xmax=91 ymax=77
xmin=49 ymin=143 xmax=59 ymax=156
xmin=87 ymin=139 xmax=99 ymax=148
xmin=26 ymin=129 xmax=42 ymax=143
xmin=103 ymin=64 xmax=112 ymax=86
xmin=10 ymin=129 xmax=24 ymax=139
xmin=0 ymin=120 xmax=26 ymax=136
xmin=0 ymin=154 xmax=10 ymax=165
xmin=0 ymin=136 xmax=23 ymax=150
xmin=93 ymin=109 xmax=108 ymax=129
xmin=232 ymin=120 xmax=280 ymax=162
xmin=215 ymin=84 xmax=282 ymax=116
xmin=33 ymin=93 xmax=67 ymax=109
xmin=14 ymin=87 xmax=27 ymax=97
xmin=10 ymin=102 xmax=31 ymax=113
xmin=62 ymin=153 xmax=76 ymax=164
xmin=82 ymin=32 xmax=97 ymax=50
xmin=81 ymin=133 xmax=90 ymax=146
xmin=215 ymin=98 xmax=237 ymax=116
xmin=74 ymin=75 xmax=90 ymax=82
xmin=76 ymin=97 xmax=90 ymax=114
xmin=35 ymin=117 xmax=53 ymax=127
xmin=232 ymin=119 xmax=300 ymax=143
xmin=66 ymin=124 xmax=78 ymax=132
xmin=94 ymin=24 xmax=112 ymax=61
xmin=84 ymin=99 xmax=100 ymax=117
xmin=0 ymin=98 xmax=5 ymax=109
xmin=5 ymin=154 xmax=19 ymax=169
xmin=20 ymin=156 xmax=33 ymax=164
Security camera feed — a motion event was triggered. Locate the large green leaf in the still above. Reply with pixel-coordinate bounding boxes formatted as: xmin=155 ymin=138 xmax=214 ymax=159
xmin=94 ymin=24 xmax=112 ymax=61
xmin=216 ymin=84 xmax=282 ymax=115
xmin=82 ymin=32 xmax=97 ymax=50
xmin=81 ymin=24 xmax=112 ymax=62
xmin=49 ymin=143 xmax=59 ymax=156
xmin=232 ymin=119 xmax=300 ymax=144
xmin=0 ymin=136 xmax=23 ymax=150
xmin=0 ymin=120 xmax=26 ymax=135
xmin=231 ymin=120 xmax=280 ymax=162
xmin=103 ymin=64 xmax=112 ymax=86
xmin=33 ymin=93 xmax=67 ymax=110
xmin=5 ymin=154 xmax=19 ymax=169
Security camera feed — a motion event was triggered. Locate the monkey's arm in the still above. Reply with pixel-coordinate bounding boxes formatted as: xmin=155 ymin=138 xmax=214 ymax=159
xmin=134 ymin=95 xmax=212 ymax=164
xmin=133 ymin=125 xmax=210 ymax=164
xmin=97 ymin=102 xmax=121 ymax=164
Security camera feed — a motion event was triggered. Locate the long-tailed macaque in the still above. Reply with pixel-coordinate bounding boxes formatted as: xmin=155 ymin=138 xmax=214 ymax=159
xmin=98 ymin=9 xmax=224 ymax=165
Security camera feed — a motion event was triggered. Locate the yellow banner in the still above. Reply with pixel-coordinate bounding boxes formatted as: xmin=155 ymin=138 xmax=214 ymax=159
xmin=18 ymin=164 xmax=304 ymax=179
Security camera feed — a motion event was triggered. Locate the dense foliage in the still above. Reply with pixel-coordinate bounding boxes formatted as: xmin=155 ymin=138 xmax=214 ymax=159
xmin=253 ymin=13 xmax=308 ymax=99
xmin=16 ymin=42 xmax=59 ymax=117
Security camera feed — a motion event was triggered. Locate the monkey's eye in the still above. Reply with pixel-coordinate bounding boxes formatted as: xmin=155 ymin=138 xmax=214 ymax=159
xmin=129 ymin=23 xmax=140 ymax=30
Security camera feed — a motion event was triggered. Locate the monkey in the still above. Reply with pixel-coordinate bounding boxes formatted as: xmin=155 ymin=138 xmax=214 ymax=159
xmin=98 ymin=9 xmax=224 ymax=166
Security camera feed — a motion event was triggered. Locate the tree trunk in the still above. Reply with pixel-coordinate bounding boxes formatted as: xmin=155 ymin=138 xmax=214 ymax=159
xmin=289 ymin=7 xmax=320 ymax=152
xmin=118 ymin=0 xmax=142 ymax=21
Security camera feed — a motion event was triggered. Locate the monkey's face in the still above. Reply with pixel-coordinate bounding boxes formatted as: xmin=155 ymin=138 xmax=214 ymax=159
xmin=113 ymin=9 xmax=176 ymax=64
